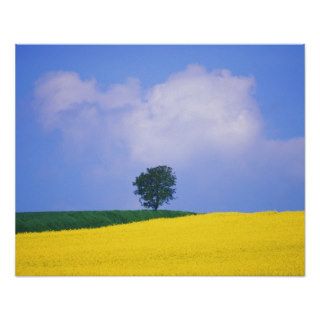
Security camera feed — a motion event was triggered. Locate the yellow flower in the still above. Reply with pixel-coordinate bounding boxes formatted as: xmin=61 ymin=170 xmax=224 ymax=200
xmin=16 ymin=211 xmax=304 ymax=276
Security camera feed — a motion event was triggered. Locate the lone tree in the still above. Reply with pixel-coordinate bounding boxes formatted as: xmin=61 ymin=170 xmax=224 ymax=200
xmin=133 ymin=165 xmax=176 ymax=210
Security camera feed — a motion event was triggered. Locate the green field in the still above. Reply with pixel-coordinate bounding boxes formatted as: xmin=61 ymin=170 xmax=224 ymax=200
xmin=16 ymin=210 xmax=196 ymax=233
xmin=16 ymin=211 xmax=304 ymax=276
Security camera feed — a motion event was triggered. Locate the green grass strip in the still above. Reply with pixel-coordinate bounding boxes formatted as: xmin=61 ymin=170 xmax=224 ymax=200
xmin=16 ymin=210 xmax=196 ymax=233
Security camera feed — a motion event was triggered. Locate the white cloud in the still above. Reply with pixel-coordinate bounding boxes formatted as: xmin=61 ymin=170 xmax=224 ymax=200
xmin=34 ymin=71 xmax=98 ymax=128
xmin=121 ymin=65 xmax=262 ymax=165
xmin=33 ymin=65 xmax=304 ymax=181
xmin=259 ymin=137 xmax=305 ymax=180
xmin=34 ymin=71 xmax=141 ymax=130
xmin=100 ymin=77 xmax=141 ymax=109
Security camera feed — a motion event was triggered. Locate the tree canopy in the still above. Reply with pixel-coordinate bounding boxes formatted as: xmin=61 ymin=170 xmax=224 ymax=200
xmin=133 ymin=165 xmax=176 ymax=210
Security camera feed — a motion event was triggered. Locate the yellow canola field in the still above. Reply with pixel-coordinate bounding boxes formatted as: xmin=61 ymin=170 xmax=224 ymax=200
xmin=16 ymin=211 xmax=304 ymax=276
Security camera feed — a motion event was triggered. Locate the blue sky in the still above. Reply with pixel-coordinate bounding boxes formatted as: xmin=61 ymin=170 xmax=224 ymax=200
xmin=16 ymin=45 xmax=304 ymax=212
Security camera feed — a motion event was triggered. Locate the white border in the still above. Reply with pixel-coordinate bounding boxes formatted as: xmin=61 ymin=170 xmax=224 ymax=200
xmin=1 ymin=1 xmax=319 ymax=320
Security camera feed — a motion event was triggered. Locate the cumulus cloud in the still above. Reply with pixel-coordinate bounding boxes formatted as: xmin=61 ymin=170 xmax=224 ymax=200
xmin=121 ymin=65 xmax=262 ymax=164
xmin=33 ymin=64 xmax=304 ymax=183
